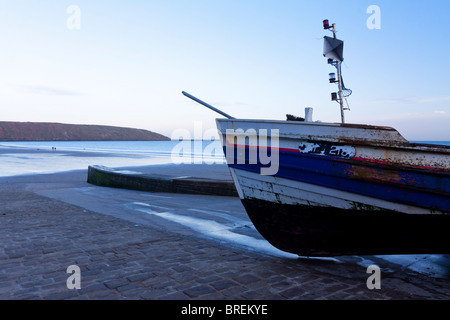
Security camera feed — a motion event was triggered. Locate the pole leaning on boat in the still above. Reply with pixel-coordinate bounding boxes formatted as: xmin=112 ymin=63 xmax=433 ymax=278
xmin=182 ymin=91 xmax=235 ymax=119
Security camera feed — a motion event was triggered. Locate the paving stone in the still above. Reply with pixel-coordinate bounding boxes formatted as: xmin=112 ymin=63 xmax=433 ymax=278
xmin=210 ymin=279 xmax=238 ymax=291
xmin=140 ymin=288 xmax=173 ymax=299
xmin=44 ymin=290 xmax=80 ymax=300
xmin=126 ymin=273 xmax=151 ymax=282
xmin=116 ymin=282 xmax=142 ymax=293
xmin=0 ymin=182 xmax=449 ymax=302
xmin=183 ymin=285 xmax=216 ymax=298
xmin=233 ymin=274 xmax=261 ymax=285
xmin=279 ymin=286 xmax=306 ymax=299
xmin=104 ymin=279 xmax=130 ymax=289
xmin=160 ymin=291 xmax=191 ymax=300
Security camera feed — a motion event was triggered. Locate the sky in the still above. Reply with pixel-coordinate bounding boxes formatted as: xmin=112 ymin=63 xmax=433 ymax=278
xmin=0 ymin=0 xmax=449 ymax=141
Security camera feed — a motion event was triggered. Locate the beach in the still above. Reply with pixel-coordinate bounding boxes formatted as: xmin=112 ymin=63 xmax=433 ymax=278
xmin=0 ymin=146 xmax=450 ymax=301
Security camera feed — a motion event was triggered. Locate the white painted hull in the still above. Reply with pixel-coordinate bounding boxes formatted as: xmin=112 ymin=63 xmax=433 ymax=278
xmin=230 ymin=168 xmax=437 ymax=216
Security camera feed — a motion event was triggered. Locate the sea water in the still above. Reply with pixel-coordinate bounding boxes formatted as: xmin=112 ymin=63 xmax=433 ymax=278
xmin=0 ymin=140 xmax=225 ymax=177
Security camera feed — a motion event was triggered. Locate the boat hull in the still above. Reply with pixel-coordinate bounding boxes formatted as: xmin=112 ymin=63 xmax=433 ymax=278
xmin=216 ymin=119 xmax=450 ymax=256
xmin=242 ymin=195 xmax=450 ymax=257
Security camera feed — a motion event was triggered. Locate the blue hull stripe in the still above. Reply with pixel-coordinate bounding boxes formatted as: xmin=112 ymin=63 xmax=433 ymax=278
xmin=226 ymin=148 xmax=450 ymax=213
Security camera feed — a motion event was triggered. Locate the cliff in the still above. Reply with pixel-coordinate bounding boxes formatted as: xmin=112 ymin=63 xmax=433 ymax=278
xmin=0 ymin=122 xmax=170 ymax=141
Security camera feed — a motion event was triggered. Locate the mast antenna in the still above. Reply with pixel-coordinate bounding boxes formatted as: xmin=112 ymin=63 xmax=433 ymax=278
xmin=323 ymin=20 xmax=352 ymax=123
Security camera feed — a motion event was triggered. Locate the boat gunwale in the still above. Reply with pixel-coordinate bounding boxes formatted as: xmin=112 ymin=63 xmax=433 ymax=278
xmin=216 ymin=118 xmax=450 ymax=154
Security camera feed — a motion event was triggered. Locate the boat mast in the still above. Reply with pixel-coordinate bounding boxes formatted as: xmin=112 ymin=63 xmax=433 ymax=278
xmin=323 ymin=20 xmax=348 ymax=124
xmin=335 ymin=34 xmax=345 ymax=124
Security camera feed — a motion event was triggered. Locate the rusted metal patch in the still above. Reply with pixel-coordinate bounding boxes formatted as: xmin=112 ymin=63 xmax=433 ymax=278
xmin=343 ymin=164 xmax=404 ymax=185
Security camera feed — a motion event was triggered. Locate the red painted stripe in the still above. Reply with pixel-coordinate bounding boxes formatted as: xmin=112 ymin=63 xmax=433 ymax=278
xmin=225 ymin=143 xmax=447 ymax=171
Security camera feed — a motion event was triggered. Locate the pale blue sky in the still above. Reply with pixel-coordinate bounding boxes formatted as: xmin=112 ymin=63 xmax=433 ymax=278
xmin=0 ymin=0 xmax=449 ymax=140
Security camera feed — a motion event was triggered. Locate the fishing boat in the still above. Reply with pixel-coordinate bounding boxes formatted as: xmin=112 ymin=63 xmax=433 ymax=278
xmin=182 ymin=20 xmax=450 ymax=256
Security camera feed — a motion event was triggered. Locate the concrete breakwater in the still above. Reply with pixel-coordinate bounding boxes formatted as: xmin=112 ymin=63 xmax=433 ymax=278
xmin=87 ymin=165 xmax=238 ymax=197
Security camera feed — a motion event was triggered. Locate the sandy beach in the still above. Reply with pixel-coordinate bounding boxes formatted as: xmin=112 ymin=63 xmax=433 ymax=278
xmin=0 ymin=146 xmax=449 ymax=301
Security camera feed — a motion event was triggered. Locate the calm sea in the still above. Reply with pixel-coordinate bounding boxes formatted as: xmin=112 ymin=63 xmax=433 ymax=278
xmin=0 ymin=140 xmax=225 ymax=177
xmin=0 ymin=140 xmax=448 ymax=177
